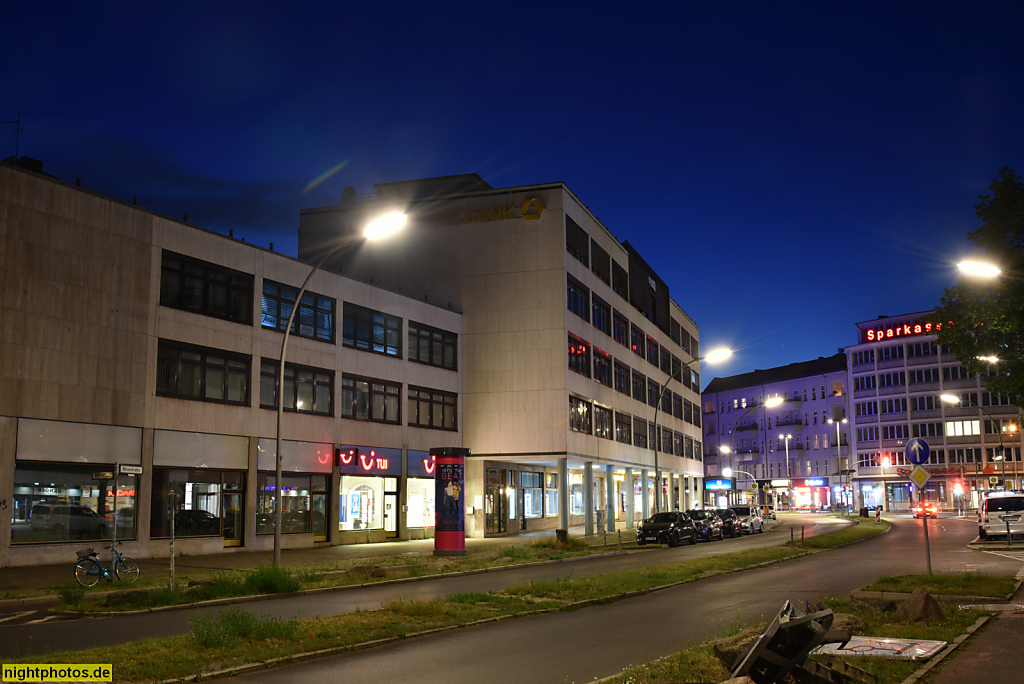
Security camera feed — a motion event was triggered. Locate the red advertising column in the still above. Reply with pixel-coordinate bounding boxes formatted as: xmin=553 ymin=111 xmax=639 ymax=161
xmin=433 ymin=447 xmax=469 ymax=556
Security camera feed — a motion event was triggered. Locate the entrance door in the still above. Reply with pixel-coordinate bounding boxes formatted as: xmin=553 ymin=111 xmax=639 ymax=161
xmin=222 ymin=492 xmax=243 ymax=547
xmin=485 ymin=469 xmax=506 ymax=534
xmin=517 ymin=488 xmax=526 ymax=530
xmin=384 ymin=493 xmax=398 ymax=538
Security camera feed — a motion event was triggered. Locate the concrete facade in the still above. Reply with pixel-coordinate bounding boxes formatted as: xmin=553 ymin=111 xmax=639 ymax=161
xmin=847 ymin=312 xmax=1022 ymax=513
xmin=299 ymin=174 xmax=706 ymax=536
xmin=1 ymin=161 xmax=461 ymax=567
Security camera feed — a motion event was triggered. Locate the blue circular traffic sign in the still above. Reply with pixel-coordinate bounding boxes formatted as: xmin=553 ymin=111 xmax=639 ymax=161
xmin=905 ymin=438 xmax=930 ymax=465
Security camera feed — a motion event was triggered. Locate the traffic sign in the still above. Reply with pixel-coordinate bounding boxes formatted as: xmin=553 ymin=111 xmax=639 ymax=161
xmin=909 ymin=466 xmax=931 ymax=489
xmin=92 ymin=471 xmax=114 ymax=480
xmin=905 ymin=438 xmax=930 ymax=465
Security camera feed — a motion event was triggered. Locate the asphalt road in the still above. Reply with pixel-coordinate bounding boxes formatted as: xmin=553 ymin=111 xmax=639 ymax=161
xmin=229 ymin=516 xmax=1022 ymax=684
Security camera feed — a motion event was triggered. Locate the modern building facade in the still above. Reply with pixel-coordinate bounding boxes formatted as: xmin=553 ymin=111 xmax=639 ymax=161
xmin=701 ymin=354 xmax=849 ymax=510
xmin=847 ymin=312 xmax=1021 ymax=512
xmin=1 ymin=159 xmax=462 ymax=567
xmin=299 ymin=174 xmax=707 ymax=538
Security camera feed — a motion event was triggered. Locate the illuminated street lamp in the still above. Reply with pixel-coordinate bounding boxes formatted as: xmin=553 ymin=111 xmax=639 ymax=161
xmin=273 ymin=210 xmax=406 ymax=565
xmin=651 ymin=347 xmax=732 ymax=513
xmin=827 ymin=417 xmax=849 ymax=512
xmin=957 ymin=260 xmax=1002 ymax=278
xmin=940 ymin=393 xmax=1018 ymax=494
xmin=717 ymin=396 xmax=784 ymax=506
xmin=781 ymin=433 xmax=793 ymax=508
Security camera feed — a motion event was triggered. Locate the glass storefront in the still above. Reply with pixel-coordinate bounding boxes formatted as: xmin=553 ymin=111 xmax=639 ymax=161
xmin=151 ymin=468 xmax=244 ymax=538
xmin=340 ymin=475 xmax=384 ymax=530
xmin=338 ymin=445 xmax=401 ymax=534
xmin=12 ymin=463 xmax=138 ymax=544
xmin=257 ymin=473 xmax=328 ymax=535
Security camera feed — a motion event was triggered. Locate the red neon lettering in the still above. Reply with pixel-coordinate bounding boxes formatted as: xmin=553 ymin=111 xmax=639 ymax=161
xmin=339 ymin=450 xmax=354 ymax=465
xmin=423 ymin=455 xmax=436 ymax=474
xmin=359 ymin=453 xmax=375 ymax=471
xmin=902 ymin=325 xmax=911 ymax=335
xmin=377 ymin=458 xmax=388 ymax=469
xmin=318 ymin=451 xmax=330 ymax=465
xmin=885 ymin=329 xmax=894 ymax=338
xmin=913 ymin=324 xmax=922 ymax=334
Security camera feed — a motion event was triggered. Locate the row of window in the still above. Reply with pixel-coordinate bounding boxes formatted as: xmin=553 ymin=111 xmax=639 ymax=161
xmin=160 ymin=251 xmax=458 ymax=371
xmin=566 ymin=277 xmax=699 ymax=392
xmin=852 ymin=342 xmax=944 ymax=366
xmin=156 ymin=339 xmax=457 ymax=430
xmin=568 ymin=335 xmax=701 ymax=427
xmin=568 ymin=395 xmax=703 ymax=459
xmin=857 ymin=447 xmax=1024 ymax=468
xmin=718 ymin=382 xmax=842 ymax=412
xmin=853 ymin=366 xmax=977 ymax=390
xmin=857 ymin=419 xmax=1015 ymax=443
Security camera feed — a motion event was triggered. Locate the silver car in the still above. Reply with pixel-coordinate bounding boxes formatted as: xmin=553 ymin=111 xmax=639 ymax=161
xmin=728 ymin=505 xmax=765 ymax=534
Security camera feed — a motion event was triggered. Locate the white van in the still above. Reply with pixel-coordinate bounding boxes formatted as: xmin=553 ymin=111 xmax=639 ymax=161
xmin=978 ymin=492 xmax=1024 ymax=540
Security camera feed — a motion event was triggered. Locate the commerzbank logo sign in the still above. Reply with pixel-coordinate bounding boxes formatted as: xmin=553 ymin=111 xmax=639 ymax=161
xmin=431 ymin=197 xmax=546 ymax=226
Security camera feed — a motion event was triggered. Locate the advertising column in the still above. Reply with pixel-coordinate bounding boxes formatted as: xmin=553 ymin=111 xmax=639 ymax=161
xmin=433 ymin=447 xmax=469 ymax=556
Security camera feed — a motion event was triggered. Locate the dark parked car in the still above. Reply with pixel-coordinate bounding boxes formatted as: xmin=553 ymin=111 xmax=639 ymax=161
xmin=686 ymin=508 xmax=724 ymax=542
xmin=729 ymin=505 xmax=765 ymax=534
xmin=716 ymin=508 xmax=742 ymax=538
xmin=174 ymin=509 xmax=221 ymax=536
xmin=636 ymin=511 xmax=697 ymax=547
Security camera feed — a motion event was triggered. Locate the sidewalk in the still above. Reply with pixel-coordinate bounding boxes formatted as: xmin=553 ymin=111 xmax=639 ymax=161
xmin=924 ymin=591 xmax=1024 ymax=684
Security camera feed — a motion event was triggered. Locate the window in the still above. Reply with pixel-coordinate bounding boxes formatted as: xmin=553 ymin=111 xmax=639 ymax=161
xmin=945 ymin=419 xmax=981 ymax=437
xmin=612 ymin=259 xmax=628 ymax=299
xmin=646 ymin=336 xmax=659 ymax=366
xmin=879 ymin=345 xmax=904 ymax=360
xmin=408 ymin=321 xmax=458 ymax=370
xmin=151 ymin=468 xmax=242 ymax=538
xmin=913 ymin=423 xmax=943 ymax=438
xmin=908 ymin=368 xmax=939 ymax=384
xmin=157 ymin=340 xmax=250 ymax=405
xmin=408 ymin=386 xmax=457 ymax=430
xmin=569 ymin=395 xmax=592 ymax=433
xmin=615 ymin=412 xmax=632 ymax=444
xmin=853 ymin=376 xmax=876 ymax=391
xmin=631 ymin=325 xmax=645 ymax=357
xmin=594 ymin=348 xmax=612 ymax=387
xmin=592 ymin=295 xmax=611 ymax=335
xmin=631 ymin=370 xmax=646 ymax=401
xmin=907 ymin=342 xmax=937 ymax=357
xmin=341 ymin=375 xmax=401 ymax=424
xmin=882 ymin=424 xmax=909 ymax=440
xmin=943 ymin=366 xmax=974 ymax=381
xmin=566 ymin=216 xmax=589 ymax=266
xmin=567 ymin=276 xmax=590 ymax=321
xmin=949 ymin=448 xmax=981 ymax=464
xmin=660 ymin=347 xmax=672 ymax=375
xmin=160 ymin=251 xmax=253 ymax=324
xmin=982 ymin=392 xmax=1014 ymax=407
xmin=261 ymin=280 xmax=335 ymax=342
xmin=545 ymin=473 xmax=559 ymax=517
xmin=568 ymin=334 xmax=591 ymax=377
xmin=342 ymin=303 xmax=401 ymax=357
xmin=855 ymin=401 xmax=878 ymax=417
xmin=520 ymin=472 xmax=543 ymax=518
xmin=911 ymin=395 xmax=939 ymax=411
xmin=614 ymin=360 xmax=630 ymax=395
xmin=880 ymin=398 xmax=907 ymax=414
xmin=673 ymin=393 xmax=683 ymax=419
xmin=647 ymin=380 xmax=660 ymax=408
xmin=613 ymin=312 xmax=629 ymax=346
xmin=852 ymin=350 xmax=875 ymax=365
xmin=633 ymin=417 xmax=648 ymax=448
xmin=591 ymin=240 xmax=611 ymax=284
xmin=594 ymin=405 xmax=613 ymax=439
xmin=878 ymin=372 xmax=905 ymax=387
xmin=256 ymin=472 xmax=325 ymax=534
xmin=260 ymin=361 xmax=333 ymax=415
xmin=857 ymin=426 xmax=879 ymax=442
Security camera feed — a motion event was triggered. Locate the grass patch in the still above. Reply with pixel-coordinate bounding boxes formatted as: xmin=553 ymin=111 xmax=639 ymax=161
xmin=787 ymin=517 xmax=890 ymax=549
xmin=861 ymin=572 xmax=1017 ymax=598
xmin=601 ymin=597 xmax=989 ymax=684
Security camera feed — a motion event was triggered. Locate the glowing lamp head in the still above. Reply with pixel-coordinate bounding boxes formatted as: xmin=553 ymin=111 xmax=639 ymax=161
xmin=703 ymin=347 xmax=733 ymax=365
xmin=957 ymin=260 xmax=1001 ymax=278
xmin=363 ymin=211 xmax=407 ymax=241
xmin=764 ymin=396 xmax=784 ymax=408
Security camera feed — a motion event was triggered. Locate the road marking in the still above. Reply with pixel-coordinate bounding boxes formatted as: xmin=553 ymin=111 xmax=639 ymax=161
xmin=982 ymin=550 xmax=1024 ymax=562
xmin=25 ymin=615 xmax=59 ymax=625
xmin=0 ymin=611 xmax=35 ymax=624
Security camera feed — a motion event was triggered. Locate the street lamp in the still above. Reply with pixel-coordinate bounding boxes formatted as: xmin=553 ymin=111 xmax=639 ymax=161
xmin=940 ymin=394 xmax=1018 ymax=495
xmin=781 ymin=433 xmax=792 ymax=508
xmin=273 ymin=209 xmax=406 ymax=565
xmin=722 ymin=467 xmax=756 ymax=504
xmin=827 ymin=417 xmax=848 ymax=512
xmin=651 ymin=347 xmax=732 ymax=513
xmin=957 ymin=260 xmax=1002 ymax=278
xmin=717 ymin=396 xmax=784 ymax=506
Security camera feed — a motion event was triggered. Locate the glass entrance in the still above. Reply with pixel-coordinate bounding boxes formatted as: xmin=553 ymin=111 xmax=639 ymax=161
xmin=384 ymin=477 xmax=398 ymax=538
xmin=485 ymin=469 xmax=506 ymax=534
xmin=222 ymin=492 xmax=243 ymax=547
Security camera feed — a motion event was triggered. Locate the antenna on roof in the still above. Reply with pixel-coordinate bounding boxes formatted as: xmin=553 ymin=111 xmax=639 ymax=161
xmin=2 ymin=112 xmax=24 ymax=157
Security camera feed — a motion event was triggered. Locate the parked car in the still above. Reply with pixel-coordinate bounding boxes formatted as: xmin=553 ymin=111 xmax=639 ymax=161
xmin=729 ymin=505 xmax=765 ymax=534
xmin=716 ymin=508 xmax=742 ymax=538
xmin=29 ymin=504 xmax=107 ymax=539
xmin=762 ymin=505 xmax=776 ymax=520
xmin=686 ymin=509 xmax=724 ymax=542
xmin=174 ymin=509 xmax=221 ymax=536
xmin=978 ymin=493 xmax=1024 ymax=540
xmin=912 ymin=502 xmax=939 ymax=519
xmin=636 ymin=511 xmax=697 ymax=547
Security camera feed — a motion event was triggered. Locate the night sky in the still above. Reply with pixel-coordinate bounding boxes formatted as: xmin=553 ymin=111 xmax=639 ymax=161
xmin=5 ymin=3 xmax=1023 ymax=386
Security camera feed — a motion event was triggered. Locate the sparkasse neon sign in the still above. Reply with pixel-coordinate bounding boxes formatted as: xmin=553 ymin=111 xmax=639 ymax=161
xmin=861 ymin=319 xmax=949 ymax=344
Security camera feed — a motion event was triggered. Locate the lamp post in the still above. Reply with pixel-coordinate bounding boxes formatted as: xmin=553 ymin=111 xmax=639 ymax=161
xmin=651 ymin=347 xmax=732 ymax=513
xmin=941 ymin=394 xmax=1017 ymax=494
xmin=827 ymin=417 xmax=848 ymax=512
xmin=718 ymin=396 xmax=784 ymax=507
xmin=723 ymin=467 xmax=756 ymax=504
xmin=273 ymin=210 xmax=406 ymax=565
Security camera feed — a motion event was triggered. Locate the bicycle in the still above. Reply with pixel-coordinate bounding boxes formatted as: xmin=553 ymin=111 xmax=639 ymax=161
xmin=74 ymin=541 xmax=140 ymax=587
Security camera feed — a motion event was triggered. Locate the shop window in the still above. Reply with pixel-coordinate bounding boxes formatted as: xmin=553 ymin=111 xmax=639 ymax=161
xmin=408 ymin=321 xmax=458 ymax=370
xmin=520 ymin=472 xmax=542 ymax=518
xmin=342 ymin=303 xmax=401 ymax=357
xmin=157 ymin=340 xmax=250 ymax=405
xmin=151 ymin=468 xmax=243 ymax=538
xmin=408 ymin=386 xmax=458 ymax=430
xmin=160 ymin=250 xmax=253 ymax=324
xmin=260 ymin=361 xmax=334 ymax=415
xmin=570 ymin=475 xmax=584 ymax=515
xmin=13 ymin=463 xmax=138 ymax=544
xmin=342 ymin=375 xmax=401 ymax=424
xmin=256 ymin=473 xmax=326 ymax=534
xmin=339 ymin=475 xmax=384 ymax=531
xmin=261 ymin=279 xmax=335 ymax=342
xmin=407 ymin=478 xmax=435 ymax=528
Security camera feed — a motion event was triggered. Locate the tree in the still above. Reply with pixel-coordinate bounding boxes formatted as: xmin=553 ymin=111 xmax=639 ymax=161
xmin=932 ymin=166 xmax=1024 ymax=400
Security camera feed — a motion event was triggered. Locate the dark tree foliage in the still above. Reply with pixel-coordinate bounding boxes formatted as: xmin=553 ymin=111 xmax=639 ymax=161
xmin=931 ymin=167 xmax=1024 ymax=400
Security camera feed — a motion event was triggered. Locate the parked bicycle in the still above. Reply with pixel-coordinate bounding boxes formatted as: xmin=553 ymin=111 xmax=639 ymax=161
xmin=74 ymin=541 xmax=140 ymax=587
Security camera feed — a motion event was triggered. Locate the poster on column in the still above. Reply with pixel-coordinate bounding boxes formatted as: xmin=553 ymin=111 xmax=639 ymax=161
xmin=433 ymin=447 xmax=469 ymax=556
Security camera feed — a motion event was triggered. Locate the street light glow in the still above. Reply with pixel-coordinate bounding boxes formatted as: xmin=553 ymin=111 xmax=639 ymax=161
xmin=764 ymin=396 xmax=784 ymax=408
xmin=363 ymin=211 xmax=407 ymax=241
xmin=723 ymin=467 xmax=733 ymax=478
xmin=957 ymin=260 xmax=1001 ymax=278
xmin=939 ymin=394 xmax=960 ymax=405
xmin=703 ymin=347 xmax=733 ymax=365
xmin=719 ymin=445 xmax=732 ymax=454
xmin=977 ymin=355 xmax=1000 ymax=363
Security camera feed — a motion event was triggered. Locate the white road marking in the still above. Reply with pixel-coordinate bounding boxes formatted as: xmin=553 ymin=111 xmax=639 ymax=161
xmin=25 ymin=615 xmax=59 ymax=625
xmin=0 ymin=611 xmax=35 ymax=624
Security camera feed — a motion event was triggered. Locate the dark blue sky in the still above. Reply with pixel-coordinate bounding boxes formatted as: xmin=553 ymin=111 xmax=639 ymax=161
xmin=5 ymin=3 xmax=1023 ymax=385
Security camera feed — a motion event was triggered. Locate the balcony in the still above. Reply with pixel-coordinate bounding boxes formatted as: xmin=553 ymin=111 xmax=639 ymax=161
xmin=734 ymin=423 xmax=760 ymax=432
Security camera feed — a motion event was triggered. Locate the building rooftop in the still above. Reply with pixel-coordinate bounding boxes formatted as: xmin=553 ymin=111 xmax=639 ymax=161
xmin=703 ymin=352 xmax=848 ymax=395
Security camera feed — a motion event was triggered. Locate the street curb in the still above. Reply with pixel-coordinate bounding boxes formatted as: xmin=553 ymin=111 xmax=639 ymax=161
xmin=850 ymin=579 xmax=1021 ymax=604
xmin=898 ymin=616 xmax=990 ymax=684
xmin=47 ymin=548 xmax=640 ymax=617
